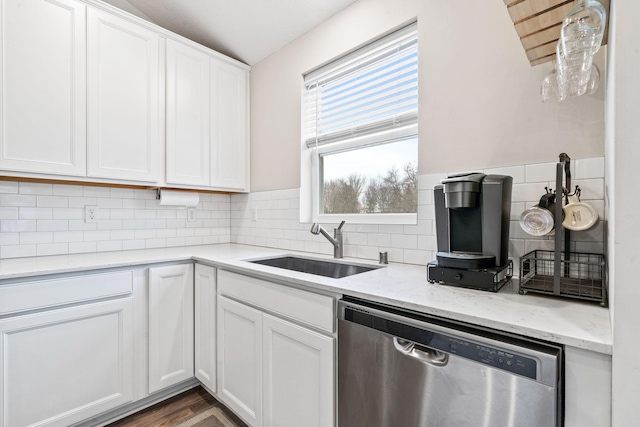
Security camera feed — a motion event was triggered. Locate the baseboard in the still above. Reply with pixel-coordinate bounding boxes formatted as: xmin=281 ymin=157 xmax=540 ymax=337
xmin=72 ymin=378 xmax=201 ymax=427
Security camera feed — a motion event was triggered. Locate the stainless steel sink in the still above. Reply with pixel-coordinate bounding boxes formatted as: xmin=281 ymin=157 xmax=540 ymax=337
xmin=248 ymin=256 xmax=381 ymax=279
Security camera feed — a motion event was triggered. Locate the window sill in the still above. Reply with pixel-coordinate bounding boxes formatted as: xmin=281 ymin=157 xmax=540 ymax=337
xmin=315 ymin=213 xmax=417 ymax=225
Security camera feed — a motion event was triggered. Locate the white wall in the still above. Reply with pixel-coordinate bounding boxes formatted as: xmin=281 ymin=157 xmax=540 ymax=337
xmin=249 ymin=0 xmax=606 ymax=191
xmin=607 ymin=0 xmax=640 ymax=424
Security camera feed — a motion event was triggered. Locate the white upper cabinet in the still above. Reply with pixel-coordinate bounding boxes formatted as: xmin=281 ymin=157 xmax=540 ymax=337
xmin=0 ymin=1 xmax=249 ymax=190
xmin=0 ymin=0 xmax=87 ymax=176
xmin=86 ymin=7 xmax=160 ymax=182
xmin=166 ymin=39 xmax=211 ymax=187
xmin=210 ymin=58 xmax=249 ymax=191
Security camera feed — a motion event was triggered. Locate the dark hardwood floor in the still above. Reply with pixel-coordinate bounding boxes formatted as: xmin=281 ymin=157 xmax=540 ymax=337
xmin=107 ymin=386 xmax=247 ymax=427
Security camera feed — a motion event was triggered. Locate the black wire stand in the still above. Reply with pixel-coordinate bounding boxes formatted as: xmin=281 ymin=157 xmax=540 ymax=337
xmin=519 ymin=153 xmax=607 ymax=306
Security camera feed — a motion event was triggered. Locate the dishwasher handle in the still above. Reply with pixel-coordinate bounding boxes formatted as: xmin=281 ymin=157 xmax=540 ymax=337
xmin=393 ymin=337 xmax=449 ymax=366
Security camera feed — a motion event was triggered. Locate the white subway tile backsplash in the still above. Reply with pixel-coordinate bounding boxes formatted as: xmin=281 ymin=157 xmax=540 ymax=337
xmin=53 ymin=184 xmax=84 ymax=197
xmin=1 ymin=244 xmax=36 ymax=258
xmin=484 ymin=165 xmax=526 ymax=183
xmin=20 ymin=208 xmax=53 ymax=219
xmin=19 ymin=182 xmax=53 ymax=195
xmin=20 ymin=232 xmax=53 ymax=244
xmin=36 ymin=195 xmax=68 ymax=208
xmin=98 ymin=240 xmax=122 ymax=252
xmin=0 ymin=181 xmax=19 ymax=194
xmin=229 ymin=157 xmax=605 ymax=266
xmin=1 ymin=220 xmax=36 ymax=233
xmin=0 ymin=233 xmax=19 ymax=245
xmin=69 ymin=241 xmax=97 ymax=254
xmin=37 ymin=220 xmax=68 ymax=232
xmin=0 ymin=184 xmax=231 ymax=259
xmin=68 ymin=197 xmax=97 ymax=208
xmin=391 ymin=234 xmax=417 ymax=249
xmin=525 ymin=162 xmax=558 ymax=183
xmin=69 ymin=220 xmax=98 ymax=231
xmin=54 ymin=231 xmax=84 ymax=243
xmin=53 ymin=208 xmax=83 ymax=220
xmin=575 ymin=157 xmax=605 ymax=179
xmin=0 ymin=157 xmax=604 ymax=263
xmin=83 ymin=187 xmax=111 ymax=198
xmin=37 ymin=243 xmax=68 ymax=256
xmin=512 ymin=183 xmax=547 ymax=202
xmin=84 ymin=231 xmax=111 ymax=242
xmin=1 ymin=194 xmax=36 ymax=207
xmin=0 ymin=207 xmax=18 ymax=220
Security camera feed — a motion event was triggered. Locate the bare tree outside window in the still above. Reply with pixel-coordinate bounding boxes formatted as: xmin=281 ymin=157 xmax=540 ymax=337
xmin=322 ymin=162 xmax=417 ymax=214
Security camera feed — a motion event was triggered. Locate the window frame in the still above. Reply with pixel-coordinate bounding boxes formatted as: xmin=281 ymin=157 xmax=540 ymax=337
xmin=300 ymin=23 xmax=419 ymax=225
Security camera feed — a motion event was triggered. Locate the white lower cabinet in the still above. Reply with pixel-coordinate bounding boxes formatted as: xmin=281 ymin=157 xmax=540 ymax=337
xmin=263 ymin=314 xmax=334 ymax=427
xmin=0 ymin=298 xmax=134 ymax=427
xmin=217 ymin=270 xmax=336 ymax=427
xmin=217 ymin=295 xmax=264 ymax=427
xmin=195 ymin=264 xmax=217 ymax=392
xmin=148 ymin=264 xmax=195 ymax=394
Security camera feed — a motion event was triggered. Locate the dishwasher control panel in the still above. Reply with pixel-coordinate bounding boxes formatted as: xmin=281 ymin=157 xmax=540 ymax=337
xmin=443 ymin=337 xmax=537 ymax=380
xmin=343 ymin=303 xmax=540 ymax=381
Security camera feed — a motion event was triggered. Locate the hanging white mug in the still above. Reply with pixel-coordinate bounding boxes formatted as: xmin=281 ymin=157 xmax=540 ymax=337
xmin=562 ymin=194 xmax=598 ymax=231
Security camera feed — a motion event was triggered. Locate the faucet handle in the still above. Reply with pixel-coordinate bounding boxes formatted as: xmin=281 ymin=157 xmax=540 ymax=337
xmin=337 ymin=220 xmax=346 ymax=230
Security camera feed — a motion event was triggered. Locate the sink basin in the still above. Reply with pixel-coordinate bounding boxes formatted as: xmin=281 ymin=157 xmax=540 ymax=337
xmin=248 ymin=256 xmax=380 ymax=279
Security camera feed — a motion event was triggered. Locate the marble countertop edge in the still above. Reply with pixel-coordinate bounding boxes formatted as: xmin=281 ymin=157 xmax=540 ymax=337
xmin=0 ymin=243 xmax=612 ymax=355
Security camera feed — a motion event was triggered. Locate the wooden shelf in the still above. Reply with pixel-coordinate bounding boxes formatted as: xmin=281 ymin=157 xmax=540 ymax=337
xmin=504 ymin=0 xmax=610 ymax=66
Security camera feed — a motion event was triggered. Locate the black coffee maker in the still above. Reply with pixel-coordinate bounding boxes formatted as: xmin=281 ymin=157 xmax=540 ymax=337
xmin=427 ymin=173 xmax=513 ymax=291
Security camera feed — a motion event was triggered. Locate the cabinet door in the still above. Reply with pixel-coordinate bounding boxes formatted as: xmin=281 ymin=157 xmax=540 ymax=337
xmin=0 ymin=299 xmax=134 ymax=427
xmin=0 ymin=0 xmax=86 ymax=176
xmin=210 ymin=58 xmax=249 ymax=191
xmin=148 ymin=264 xmax=194 ymax=394
xmin=217 ymin=296 xmax=263 ymax=427
xmin=87 ymin=8 xmax=160 ymax=182
xmin=166 ymin=39 xmax=210 ymax=186
xmin=195 ymin=264 xmax=216 ymax=392
xmin=263 ymin=314 xmax=335 ymax=427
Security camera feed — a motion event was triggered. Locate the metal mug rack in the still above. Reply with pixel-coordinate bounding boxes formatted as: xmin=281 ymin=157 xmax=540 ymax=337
xmin=519 ymin=153 xmax=607 ymax=306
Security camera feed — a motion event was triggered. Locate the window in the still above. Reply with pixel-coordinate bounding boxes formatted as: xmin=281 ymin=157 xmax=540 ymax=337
xmin=301 ymin=23 xmax=419 ymax=224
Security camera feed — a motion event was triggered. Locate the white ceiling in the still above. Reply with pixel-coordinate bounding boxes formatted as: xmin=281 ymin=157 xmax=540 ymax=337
xmin=102 ymin=0 xmax=358 ymax=65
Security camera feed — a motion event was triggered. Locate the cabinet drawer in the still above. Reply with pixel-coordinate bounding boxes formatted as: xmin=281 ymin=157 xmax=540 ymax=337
xmin=0 ymin=270 xmax=134 ymax=316
xmin=218 ymin=270 xmax=335 ymax=333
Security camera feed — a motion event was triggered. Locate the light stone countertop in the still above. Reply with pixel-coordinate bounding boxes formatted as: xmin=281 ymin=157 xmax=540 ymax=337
xmin=0 ymin=243 xmax=612 ymax=355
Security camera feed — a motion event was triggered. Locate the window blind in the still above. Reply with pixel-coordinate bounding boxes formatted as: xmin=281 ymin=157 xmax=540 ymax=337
xmin=304 ymin=23 xmax=418 ymax=149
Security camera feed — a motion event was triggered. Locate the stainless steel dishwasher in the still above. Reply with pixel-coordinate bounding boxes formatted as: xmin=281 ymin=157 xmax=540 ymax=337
xmin=338 ymin=298 xmax=563 ymax=427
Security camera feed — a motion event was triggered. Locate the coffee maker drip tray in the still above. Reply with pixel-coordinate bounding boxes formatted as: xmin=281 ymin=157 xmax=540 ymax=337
xmin=436 ymin=251 xmax=496 ymax=270
xmin=427 ymin=260 xmax=513 ymax=292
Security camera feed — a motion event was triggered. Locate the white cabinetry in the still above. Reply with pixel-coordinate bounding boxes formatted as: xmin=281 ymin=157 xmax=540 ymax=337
xmin=218 ymin=295 xmax=264 ymax=427
xmin=166 ymin=42 xmax=250 ymax=191
xmin=195 ymin=264 xmax=217 ymax=393
xmin=165 ymin=39 xmax=211 ymax=187
xmin=263 ymin=314 xmax=334 ymax=427
xmin=210 ymin=58 xmax=249 ymax=191
xmin=217 ymin=270 xmax=336 ymax=427
xmin=0 ymin=0 xmax=87 ymax=176
xmin=0 ymin=271 xmax=135 ymax=427
xmin=87 ymin=7 xmax=160 ymax=182
xmin=148 ymin=264 xmax=194 ymax=394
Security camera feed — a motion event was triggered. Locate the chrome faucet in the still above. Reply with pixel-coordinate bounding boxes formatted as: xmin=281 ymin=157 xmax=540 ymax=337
xmin=310 ymin=221 xmax=345 ymax=259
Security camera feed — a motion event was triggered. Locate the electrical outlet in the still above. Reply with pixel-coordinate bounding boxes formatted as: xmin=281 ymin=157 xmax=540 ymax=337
xmin=187 ymin=208 xmax=197 ymax=222
xmin=251 ymin=207 xmax=258 ymax=221
xmin=85 ymin=205 xmax=98 ymax=223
